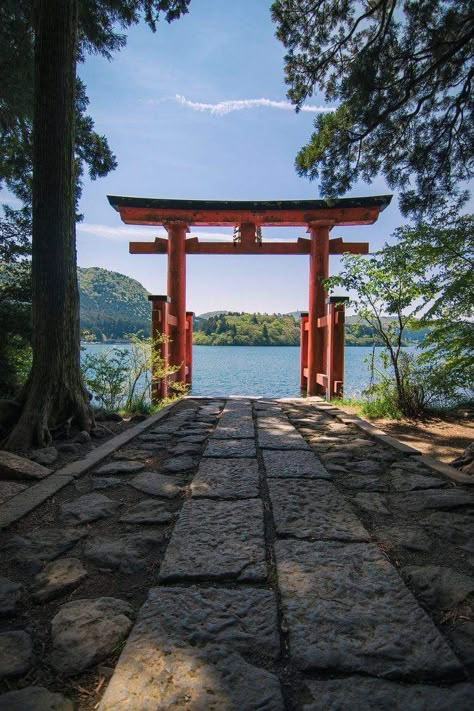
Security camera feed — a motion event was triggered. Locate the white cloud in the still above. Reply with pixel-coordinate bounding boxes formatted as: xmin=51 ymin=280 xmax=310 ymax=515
xmin=77 ymin=223 xmax=160 ymax=241
xmin=77 ymin=223 xmax=305 ymax=243
xmin=175 ymin=94 xmax=334 ymax=116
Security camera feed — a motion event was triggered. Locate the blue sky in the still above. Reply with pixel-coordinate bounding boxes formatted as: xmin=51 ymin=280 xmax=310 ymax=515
xmin=76 ymin=0 xmax=401 ymax=315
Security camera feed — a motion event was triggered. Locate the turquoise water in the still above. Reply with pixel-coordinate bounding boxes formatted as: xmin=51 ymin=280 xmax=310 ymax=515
xmin=82 ymin=343 xmax=387 ymax=399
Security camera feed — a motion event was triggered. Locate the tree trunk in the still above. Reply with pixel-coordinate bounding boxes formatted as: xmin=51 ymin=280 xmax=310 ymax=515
xmin=5 ymin=0 xmax=91 ymax=449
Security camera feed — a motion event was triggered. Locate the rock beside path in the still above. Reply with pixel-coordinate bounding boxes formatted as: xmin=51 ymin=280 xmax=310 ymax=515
xmin=0 ymin=686 xmax=73 ymax=711
xmin=33 ymin=558 xmax=88 ymax=602
xmin=5 ymin=529 xmax=86 ymax=574
xmin=120 ymin=499 xmax=174 ymax=525
xmin=390 ymin=470 xmax=448 ymax=492
xmin=0 ymin=450 xmax=51 ymax=481
xmin=30 ymin=447 xmax=58 ymax=466
xmin=84 ymin=531 xmax=164 ymax=573
xmin=0 ymin=631 xmax=32 ymax=678
xmin=129 ymin=471 xmax=183 ymax=498
xmin=403 ymin=565 xmax=474 ymax=610
xmin=96 ymin=460 xmax=144 ymax=475
xmin=391 ymin=488 xmax=474 ymax=512
xmin=112 ymin=448 xmax=152 ymax=461
xmin=0 ymin=576 xmax=23 ymax=615
xmin=51 ymin=597 xmax=133 ymax=675
xmin=375 ymin=526 xmax=433 ymax=553
xmin=161 ymin=455 xmax=196 ymax=473
xmin=59 ymin=493 xmax=122 ymax=525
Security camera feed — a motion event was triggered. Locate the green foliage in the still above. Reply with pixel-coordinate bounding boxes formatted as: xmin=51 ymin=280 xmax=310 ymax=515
xmin=0 ymin=259 xmax=32 ymax=395
xmin=272 ymin=0 xmax=473 ymax=216
xmin=78 ymin=267 xmax=151 ymax=340
xmin=395 ymin=209 xmax=474 ymax=388
xmin=326 ymin=246 xmax=435 ymax=418
xmin=327 ymin=219 xmax=474 ymax=418
xmin=82 ymin=332 xmax=183 ymax=413
xmin=193 ymin=312 xmax=301 ymax=346
xmin=1 ymin=1 xmax=191 ymax=209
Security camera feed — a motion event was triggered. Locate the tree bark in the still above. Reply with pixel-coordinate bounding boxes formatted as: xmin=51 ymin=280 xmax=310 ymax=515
xmin=5 ymin=0 xmax=91 ymax=449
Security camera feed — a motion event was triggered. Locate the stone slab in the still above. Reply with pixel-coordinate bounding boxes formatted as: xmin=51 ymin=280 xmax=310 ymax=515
xmin=268 ymin=479 xmax=370 ymax=542
xmin=275 ymin=539 xmax=463 ymax=677
xmin=96 ymin=460 xmax=145 ymax=476
xmin=353 ymin=492 xmax=392 ymax=514
xmin=391 ymin=471 xmax=448 ymax=492
xmin=0 ymin=450 xmax=51 ymax=481
xmin=374 ymin=526 xmax=433 ymax=553
xmin=84 ymin=531 xmax=165 ymax=574
xmin=4 ymin=527 xmax=86 ymax=573
xmin=33 ymin=558 xmax=88 ymax=602
xmin=51 ymin=597 xmax=134 ymax=675
xmin=129 ymin=471 xmax=183 ymax=498
xmin=340 ymin=475 xmax=387 ymax=492
xmin=119 ymin=499 xmax=174 ymax=525
xmin=100 ymin=586 xmax=282 ymax=710
xmin=159 ymin=499 xmax=266 ymax=582
xmin=211 ymin=405 xmax=254 ymax=439
xmin=262 ymin=449 xmax=331 ymax=480
xmin=303 ymin=678 xmax=474 ymax=711
xmin=112 ymin=448 xmax=154 ymax=461
xmin=391 ymin=488 xmax=474 ymax=513
xmin=258 ymin=428 xmax=310 ymax=450
xmin=161 ymin=455 xmax=196 ymax=473
xmin=257 ymin=415 xmax=294 ymax=431
xmin=419 ymin=512 xmax=474 ymax=551
xmin=58 ymin=493 xmax=122 ymax=525
xmin=168 ymin=441 xmax=202 ymax=455
xmin=191 ymin=458 xmax=259 ymax=499
xmin=204 ymin=438 xmax=257 ymax=458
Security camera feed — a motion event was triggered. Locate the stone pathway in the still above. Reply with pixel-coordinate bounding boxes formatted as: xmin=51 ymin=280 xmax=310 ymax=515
xmin=0 ymin=397 xmax=473 ymax=709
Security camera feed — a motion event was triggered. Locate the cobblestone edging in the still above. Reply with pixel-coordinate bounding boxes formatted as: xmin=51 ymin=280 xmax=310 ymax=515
xmin=309 ymin=401 xmax=474 ymax=486
xmin=0 ymin=401 xmax=179 ymax=530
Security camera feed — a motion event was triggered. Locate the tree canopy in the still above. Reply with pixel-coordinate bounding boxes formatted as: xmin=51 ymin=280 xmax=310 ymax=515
xmin=272 ymin=0 xmax=474 ymax=215
xmin=0 ymin=1 xmax=191 ymax=210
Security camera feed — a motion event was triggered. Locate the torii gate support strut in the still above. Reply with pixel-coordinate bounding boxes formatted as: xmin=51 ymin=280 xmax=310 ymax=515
xmin=108 ymin=195 xmax=391 ymax=401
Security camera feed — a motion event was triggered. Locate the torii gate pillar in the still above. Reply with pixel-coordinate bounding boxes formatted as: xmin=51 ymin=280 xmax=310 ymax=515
xmin=166 ymin=223 xmax=188 ymax=383
xmin=307 ymin=224 xmax=330 ymax=396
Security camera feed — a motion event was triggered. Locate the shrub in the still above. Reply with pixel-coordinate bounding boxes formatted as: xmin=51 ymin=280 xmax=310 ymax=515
xmin=82 ymin=333 xmax=186 ymax=413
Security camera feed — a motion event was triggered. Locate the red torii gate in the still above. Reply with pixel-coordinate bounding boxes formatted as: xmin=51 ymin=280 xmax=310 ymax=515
xmin=108 ymin=195 xmax=391 ymax=401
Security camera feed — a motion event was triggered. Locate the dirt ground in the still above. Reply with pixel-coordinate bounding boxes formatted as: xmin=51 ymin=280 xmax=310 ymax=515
xmin=337 ymin=405 xmax=473 ymax=464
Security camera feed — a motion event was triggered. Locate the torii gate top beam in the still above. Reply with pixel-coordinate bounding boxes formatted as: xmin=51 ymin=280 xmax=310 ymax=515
xmin=107 ymin=194 xmax=392 ymax=227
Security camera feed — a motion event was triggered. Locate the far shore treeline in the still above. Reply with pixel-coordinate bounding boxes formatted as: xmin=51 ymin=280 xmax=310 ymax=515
xmin=79 ymin=267 xmax=428 ymax=347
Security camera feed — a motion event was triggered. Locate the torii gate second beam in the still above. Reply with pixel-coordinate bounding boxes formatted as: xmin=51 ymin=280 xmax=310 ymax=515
xmin=108 ymin=195 xmax=392 ymax=400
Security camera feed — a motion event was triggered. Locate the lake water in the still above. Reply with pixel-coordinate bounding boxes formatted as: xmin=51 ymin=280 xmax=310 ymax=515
xmin=81 ymin=344 xmax=388 ymax=399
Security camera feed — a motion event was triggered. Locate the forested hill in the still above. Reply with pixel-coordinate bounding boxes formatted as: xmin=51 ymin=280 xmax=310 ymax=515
xmin=77 ymin=268 xmax=428 ymax=345
xmin=78 ymin=267 xmax=150 ymax=340
xmin=194 ymin=312 xmax=428 ymax=346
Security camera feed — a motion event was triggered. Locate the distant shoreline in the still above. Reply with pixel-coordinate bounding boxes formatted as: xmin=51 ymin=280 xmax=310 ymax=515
xmin=81 ymin=341 xmax=411 ymax=348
